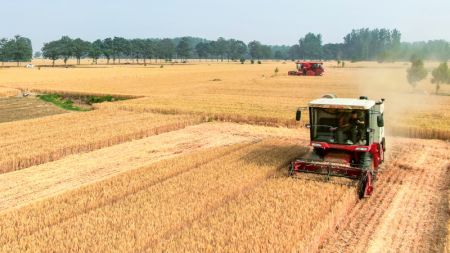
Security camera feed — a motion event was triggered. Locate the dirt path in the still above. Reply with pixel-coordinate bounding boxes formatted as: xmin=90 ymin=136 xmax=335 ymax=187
xmin=319 ymin=138 xmax=450 ymax=253
xmin=0 ymin=122 xmax=306 ymax=212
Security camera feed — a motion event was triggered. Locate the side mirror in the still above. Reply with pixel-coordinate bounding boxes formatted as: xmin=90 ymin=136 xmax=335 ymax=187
xmin=377 ymin=115 xmax=384 ymax=127
xmin=296 ymin=110 xmax=301 ymax=121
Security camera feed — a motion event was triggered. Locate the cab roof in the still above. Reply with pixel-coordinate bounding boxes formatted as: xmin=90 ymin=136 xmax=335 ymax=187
xmin=309 ymin=98 xmax=376 ymax=110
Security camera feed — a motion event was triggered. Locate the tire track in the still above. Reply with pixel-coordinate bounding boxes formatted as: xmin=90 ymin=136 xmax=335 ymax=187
xmin=319 ymin=138 xmax=450 ymax=253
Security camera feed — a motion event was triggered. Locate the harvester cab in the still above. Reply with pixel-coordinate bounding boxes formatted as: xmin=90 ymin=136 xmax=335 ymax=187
xmin=289 ymin=95 xmax=386 ymax=198
xmin=288 ymin=61 xmax=324 ymax=76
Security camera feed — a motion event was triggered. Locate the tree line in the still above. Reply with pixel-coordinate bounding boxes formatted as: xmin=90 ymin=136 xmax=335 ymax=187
xmin=286 ymin=29 xmax=450 ymax=62
xmin=38 ymin=36 xmax=275 ymax=66
xmin=0 ymin=35 xmax=32 ymax=66
xmin=1 ymin=28 xmax=449 ymax=66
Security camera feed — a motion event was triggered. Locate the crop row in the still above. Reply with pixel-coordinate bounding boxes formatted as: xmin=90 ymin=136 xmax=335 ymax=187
xmin=0 ymin=138 xmax=355 ymax=252
xmin=0 ymin=108 xmax=201 ymax=173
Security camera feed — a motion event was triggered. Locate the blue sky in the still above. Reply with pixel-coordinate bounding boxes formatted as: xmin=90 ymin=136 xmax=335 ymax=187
xmin=2 ymin=0 xmax=449 ymax=50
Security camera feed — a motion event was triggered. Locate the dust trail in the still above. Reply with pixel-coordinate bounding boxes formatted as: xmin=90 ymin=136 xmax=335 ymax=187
xmin=351 ymin=63 xmax=446 ymax=138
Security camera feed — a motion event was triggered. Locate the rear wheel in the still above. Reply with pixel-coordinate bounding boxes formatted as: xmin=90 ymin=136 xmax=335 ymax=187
xmin=288 ymin=163 xmax=294 ymax=176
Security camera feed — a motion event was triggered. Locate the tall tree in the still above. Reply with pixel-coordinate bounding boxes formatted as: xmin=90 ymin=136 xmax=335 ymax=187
xmin=58 ymin=36 xmax=74 ymax=65
xmin=4 ymin=35 xmax=33 ymax=66
xmin=299 ymin=33 xmax=322 ymax=59
xmin=288 ymin=45 xmax=301 ymax=60
xmin=227 ymin=39 xmax=247 ymax=60
xmin=130 ymin=38 xmax=145 ymax=63
xmin=215 ymin=37 xmax=228 ymax=61
xmin=89 ymin=39 xmax=103 ymax=64
xmin=42 ymin=40 xmax=60 ymax=66
xmin=406 ymin=57 xmax=428 ymax=88
xmin=72 ymin=38 xmax=91 ymax=64
xmin=142 ymin=39 xmax=155 ymax=65
xmin=431 ymin=62 xmax=450 ymax=94
xmin=156 ymin=39 xmax=175 ymax=61
xmin=248 ymin=41 xmax=262 ymax=60
xmin=176 ymin=37 xmax=191 ymax=61
xmin=195 ymin=42 xmax=210 ymax=61
xmin=112 ymin=37 xmax=128 ymax=64
xmin=101 ymin=38 xmax=114 ymax=64
xmin=0 ymin=38 xmax=7 ymax=65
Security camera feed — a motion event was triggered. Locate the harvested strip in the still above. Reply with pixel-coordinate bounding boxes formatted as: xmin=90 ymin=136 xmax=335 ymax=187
xmin=0 ymin=108 xmax=200 ymax=173
xmin=319 ymin=138 xmax=450 ymax=253
xmin=0 ymin=122 xmax=304 ymax=212
xmin=152 ymin=178 xmax=356 ymax=252
xmin=0 ymin=139 xmax=303 ymax=252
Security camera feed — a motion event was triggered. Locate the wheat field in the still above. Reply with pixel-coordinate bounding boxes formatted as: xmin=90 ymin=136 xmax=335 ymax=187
xmin=0 ymin=139 xmax=358 ymax=252
xmin=1 ymin=61 xmax=449 ymax=138
xmin=0 ymin=107 xmax=200 ymax=173
xmin=0 ymin=60 xmax=448 ymax=252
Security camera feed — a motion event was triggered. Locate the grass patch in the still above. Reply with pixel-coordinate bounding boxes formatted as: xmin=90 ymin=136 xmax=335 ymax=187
xmin=85 ymin=95 xmax=126 ymax=105
xmin=38 ymin=94 xmax=87 ymax=111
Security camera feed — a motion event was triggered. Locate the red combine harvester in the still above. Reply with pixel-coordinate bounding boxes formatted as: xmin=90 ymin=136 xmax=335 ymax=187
xmin=288 ymin=95 xmax=386 ymax=198
xmin=288 ymin=61 xmax=324 ymax=76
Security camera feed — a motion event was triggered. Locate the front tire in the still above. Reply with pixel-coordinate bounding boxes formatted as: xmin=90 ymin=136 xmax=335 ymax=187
xmin=358 ymin=153 xmax=374 ymax=198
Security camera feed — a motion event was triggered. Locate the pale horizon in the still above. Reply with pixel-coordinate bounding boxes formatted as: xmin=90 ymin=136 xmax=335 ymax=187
xmin=2 ymin=0 xmax=450 ymax=50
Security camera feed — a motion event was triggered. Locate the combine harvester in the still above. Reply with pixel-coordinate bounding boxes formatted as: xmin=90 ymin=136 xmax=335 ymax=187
xmin=289 ymin=95 xmax=386 ymax=198
xmin=288 ymin=61 xmax=324 ymax=76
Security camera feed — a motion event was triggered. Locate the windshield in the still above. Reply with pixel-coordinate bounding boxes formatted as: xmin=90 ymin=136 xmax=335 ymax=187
xmin=310 ymin=107 xmax=368 ymax=145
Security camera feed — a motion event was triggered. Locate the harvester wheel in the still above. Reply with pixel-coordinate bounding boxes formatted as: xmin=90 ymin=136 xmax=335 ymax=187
xmin=358 ymin=153 xmax=374 ymax=198
xmin=288 ymin=163 xmax=294 ymax=176
xmin=357 ymin=173 xmax=368 ymax=199
xmin=306 ymin=70 xmax=315 ymax=76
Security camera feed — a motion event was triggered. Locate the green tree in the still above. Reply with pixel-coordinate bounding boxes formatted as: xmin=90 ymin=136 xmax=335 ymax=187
xmin=299 ymin=33 xmax=322 ymax=60
xmin=248 ymin=40 xmax=262 ymax=60
xmin=89 ymin=40 xmax=103 ymax=64
xmin=42 ymin=41 xmax=60 ymax=66
xmin=227 ymin=39 xmax=247 ymax=60
xmin=406 ymin=58 xmax=428 ymax=88
xmin=431 ymin=62 xmax=450 ymax=94
xmin=72 ymin=38 xmax=91 ymax=64
xmin=215 ymin=37 xmax=228 ymax=61
xmin=112 ymin=37 xmax=129 ymax=64
xmin=3 ymin=35 xmax=33 ymax=66
xmin=176 ymin=37 xmax=191 ymax=61
xmin=288 ymin=45 xmax=301 ymax=60
xmin=58 ymin=36 xmax=74 ymax=65
xmin=101 ymin=38 xmax=114 ymax=64
xmin=34 ymin=51 xmax=42 ymax=58
xmin=130 ymin=38 xmax=145 ymax=63
xmin=142 ymin=39 xmax=155 ymax=65
xmin=195 ymin=42 xmax=210 ymax=61
xmin=0 ymin=38 xmax=7 ymax=65
xmin=156 ymin=39 xmax=175 ymax=61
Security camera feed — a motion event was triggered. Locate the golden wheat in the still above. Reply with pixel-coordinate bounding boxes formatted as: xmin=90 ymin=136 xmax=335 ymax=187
xmin=0 ymin=108 xmax=200 ymax=173
xmin=0 ymin=87 xmax=21 ymax=97
xmin=1 ymin=62 xmax=449 ymax=136
xmin=0 ymin=139 xmax=306 ymax=252
xmin=153 ymin=178 xmax=355 ymax=252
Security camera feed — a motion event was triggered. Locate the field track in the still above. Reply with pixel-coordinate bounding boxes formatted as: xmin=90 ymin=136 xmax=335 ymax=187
xmin=319 ymin=137 xmax=450 ymax=253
